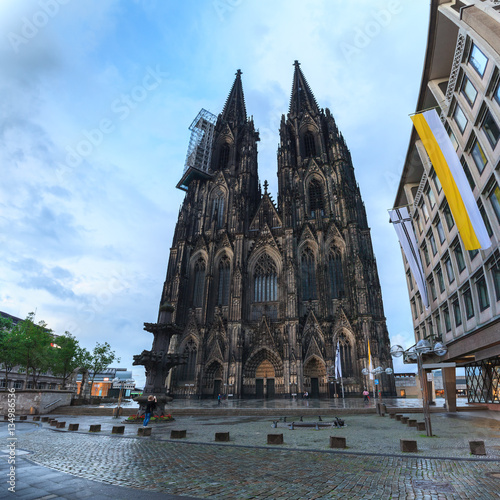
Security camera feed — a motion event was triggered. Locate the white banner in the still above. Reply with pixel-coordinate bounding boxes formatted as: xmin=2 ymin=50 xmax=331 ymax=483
xmin=389 ymin=206 xmax=429 ymax=308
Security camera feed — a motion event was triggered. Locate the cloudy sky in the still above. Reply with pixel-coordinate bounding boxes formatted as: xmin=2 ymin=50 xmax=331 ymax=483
xmin=0 ymin=0 xmax=430 ymax=386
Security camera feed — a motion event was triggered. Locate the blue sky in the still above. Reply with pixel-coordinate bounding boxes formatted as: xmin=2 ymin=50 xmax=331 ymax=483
xmin=0 ymin=0 xmax=430 ymax=387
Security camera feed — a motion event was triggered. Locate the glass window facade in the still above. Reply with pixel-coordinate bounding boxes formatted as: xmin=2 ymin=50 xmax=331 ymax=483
xmin=453 ymin=298 xmax=462 ymax=327
xmin=436 ymin=220 xmax=446 ymax=244
xmin=443 ymin=204 xmax=455 ymax=230
xmin=460 ymin=156 xmax=476 ymax=190
xmin=453 ymin=104 xmax=468 ymax=134
xmin=476 ymin=276 xmax=490 ymax=311
xmin=471 ymin=139 xmax=487 ymax=174
xmin=482 ymin=110 xmax=500 ymax=148
xmin=469 ymin=43 xmax=488 ymax=77
xmin=454 ymin=243 xmax=466 ymax=274
xmin=461 ymin=75 xmax=478 ymax=106
xmin=463 ymin=287 xmax=474 ymax=320
xmin=488 ymin=186 xmax=500 ymax=224
xmin=429 ymin=232 xmax=438 ymax=256
xmin=445 ymin=256 xmax=455 ymax=284
xmin=437 ymin=266 xmax=445 ymax=293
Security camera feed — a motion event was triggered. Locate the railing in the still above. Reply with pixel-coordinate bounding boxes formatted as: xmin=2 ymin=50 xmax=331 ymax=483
xmin=44 ymin=398 xmax=62 ymax=409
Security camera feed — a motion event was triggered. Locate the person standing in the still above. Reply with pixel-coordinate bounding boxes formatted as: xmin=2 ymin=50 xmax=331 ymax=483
xmin=143 ymin=395 xmax=157 ymax=427
xmin=363 ymin=389 xmax=370 ymax=402
xmin=217 ymin=393 xmax=221 ymax=405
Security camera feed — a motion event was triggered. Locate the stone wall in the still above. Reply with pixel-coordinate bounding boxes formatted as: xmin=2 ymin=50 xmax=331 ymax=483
xmin=0 ymin=390 xmax=74 ymax=415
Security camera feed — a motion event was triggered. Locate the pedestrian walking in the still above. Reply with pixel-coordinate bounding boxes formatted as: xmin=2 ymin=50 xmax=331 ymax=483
xmin=217 ymin=393 xmax=221 ymax=405
xmin=143 ymin=395 xmax=157 ymax=427
xmin=363 ymin=389 xmax=370 ymax=402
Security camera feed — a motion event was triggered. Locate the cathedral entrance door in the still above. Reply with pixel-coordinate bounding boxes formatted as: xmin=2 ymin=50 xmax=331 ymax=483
xmin=255 ymin=379 xmax=264 ymax=398
xmin=266 ymin=378 xmax=275 ymax=399
xmin=311 ymin=378 xmax=320 ymax=398
xmin=214 ymin=379 xmax=222 ymax=398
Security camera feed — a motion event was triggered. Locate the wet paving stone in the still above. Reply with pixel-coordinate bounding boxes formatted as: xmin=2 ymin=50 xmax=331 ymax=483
xmin=9 ymin=426 xmax=500 ymax=499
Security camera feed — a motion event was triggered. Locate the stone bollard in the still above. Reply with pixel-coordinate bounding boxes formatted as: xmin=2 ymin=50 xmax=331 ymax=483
xmin=20 ymin=416 xmax=27 ymax=421
xmin=267 ymin=434 xmax=284 ymax=445
xmin=408 ymin=419 xmax=417 ymax=428
xmin=50 ymin=420 xmax=58 ymax=427
xmin=32 ymin=416 xmax=40 ymax=421
xmin=41 ymin=417 xmax=49 ymax=422
xmin=170 ymin=430 xmax=186 ymax=439
xmin=469 ymin=441 xmax=486 ymax=456
xmin=112 ymin=426 xmax=125 ymax=434
xmin=329 ymin=436 xmax=347 ymax=449
xmin=395 ymin=414 xmax=402 ymax=421
xmin=400 ymin=439 xmax=418 ymax=452
xmin=89 ymin=425 xmax=101 ymax=433
xmin=416 ymin=422 xmax=426 ymax=431
xmin=400 ymin=417 xmax=409 ymax=424
xmin=68 ymin=424 xmax=79 ymax=431
xmin=215 ymin=432 xmax=230 ymax=442
xmin=56 ymin=422 xmax=66 ymax=429
xmin=389 ymin=413 xmax=396 ymax=419
xmin=138 ymin=427 xmax=152 ymax=437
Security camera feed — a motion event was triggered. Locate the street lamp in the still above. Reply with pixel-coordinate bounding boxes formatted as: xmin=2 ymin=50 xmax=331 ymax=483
xmin=390 ymin=340 xmax=448 ymax=436
xmin=361 ymin=366 xmax=393 ymax=399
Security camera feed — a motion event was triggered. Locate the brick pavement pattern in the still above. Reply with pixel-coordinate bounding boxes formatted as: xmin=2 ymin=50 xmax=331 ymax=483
xmin=13 ymin=427 xmax=500 ymax=499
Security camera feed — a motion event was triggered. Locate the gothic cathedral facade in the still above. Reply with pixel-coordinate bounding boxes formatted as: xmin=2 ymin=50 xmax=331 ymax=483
xmin=159 ymin=62 xmax=394 ymax=398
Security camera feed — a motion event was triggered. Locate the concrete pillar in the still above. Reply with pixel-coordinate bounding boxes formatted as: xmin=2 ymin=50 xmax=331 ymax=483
xmin=443 ymin=367 xmax=457 ymax=412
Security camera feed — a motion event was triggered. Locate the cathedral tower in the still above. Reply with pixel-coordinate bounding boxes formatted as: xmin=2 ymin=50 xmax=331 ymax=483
xmin=154 ymin=63 xmax=394 ymax=399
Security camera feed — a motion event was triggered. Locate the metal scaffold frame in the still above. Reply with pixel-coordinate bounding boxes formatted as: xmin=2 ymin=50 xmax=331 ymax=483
xmin=183 ymin=108 xmax=217 ymax=175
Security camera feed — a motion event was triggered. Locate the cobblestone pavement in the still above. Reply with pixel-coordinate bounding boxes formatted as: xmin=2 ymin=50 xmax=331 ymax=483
xmin=3 ymin=417 xmax=500 ymax=500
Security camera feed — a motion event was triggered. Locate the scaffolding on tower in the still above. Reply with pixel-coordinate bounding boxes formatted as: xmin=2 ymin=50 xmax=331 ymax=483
xmin=176 ymin=108 xmax=217 ymax=191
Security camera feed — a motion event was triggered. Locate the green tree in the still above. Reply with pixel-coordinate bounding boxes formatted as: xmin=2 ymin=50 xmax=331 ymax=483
xmin=14 ymin=313 xmax=53 ymax=388
xmin=88 ymin=342 xmax=119 ymax=396
xmin=0 ymin=317 xmax=21 ymax=390
xmin=50 ymin=332 xmax=82 ymax=389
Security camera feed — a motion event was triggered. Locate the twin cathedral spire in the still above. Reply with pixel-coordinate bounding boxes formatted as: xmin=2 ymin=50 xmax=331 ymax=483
xmin=157 ymin=61 xmax=394 ymax=399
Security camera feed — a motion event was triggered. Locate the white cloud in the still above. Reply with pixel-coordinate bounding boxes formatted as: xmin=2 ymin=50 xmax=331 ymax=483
xmin=0 ymin=0 xmax=430 ymax=388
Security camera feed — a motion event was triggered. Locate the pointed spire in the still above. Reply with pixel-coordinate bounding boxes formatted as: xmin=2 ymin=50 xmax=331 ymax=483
xmin=221 ymin=69 xmax=247 ymax=126
xmin=289 ymin=60 xmax=319 ymax=117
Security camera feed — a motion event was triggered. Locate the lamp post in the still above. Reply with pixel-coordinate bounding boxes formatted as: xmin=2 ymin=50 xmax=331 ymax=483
xmin=361 ymin=366 xmax=393 ymax=400
xmin=112 ymin=377 xmax=135 ymax=418
xmin=390 ymin=340 xmax=448 ymax=437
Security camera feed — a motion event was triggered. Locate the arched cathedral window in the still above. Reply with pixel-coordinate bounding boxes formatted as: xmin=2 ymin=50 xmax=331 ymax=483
xmin=218 ymin=143 xmax=230 ymax=169
xmin=338 ymin=333 xmax=353 ymax=377
xmin=304 ymin=131 xmax=316 ymax=157
xmin=328 ymin=250 xmax=344 ymax=299
xmin=254 ymin=254 xmax=277 ymax=302
xmin=308 ymin=179 xmax=324 ymax=217
xmin=217 ymin=256 xmax=231 ymax=306
xmin=301 ymin=247 xmax=317 ymax=300
xmin=193 ymin=257 xmax=206 ymax=307
xmin=211 ymin=191 xmax=225 ymax=228
xmin=178 ymin=339 xmax=197 ymax=381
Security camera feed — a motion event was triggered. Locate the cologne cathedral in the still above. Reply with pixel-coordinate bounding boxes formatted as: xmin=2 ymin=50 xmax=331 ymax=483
xmin=154 ymin=62 xmax=394 ymax=399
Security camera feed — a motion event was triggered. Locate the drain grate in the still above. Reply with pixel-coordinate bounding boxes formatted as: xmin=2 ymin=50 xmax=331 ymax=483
xmin=413 ymin=480 xmax=455 ymax=493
